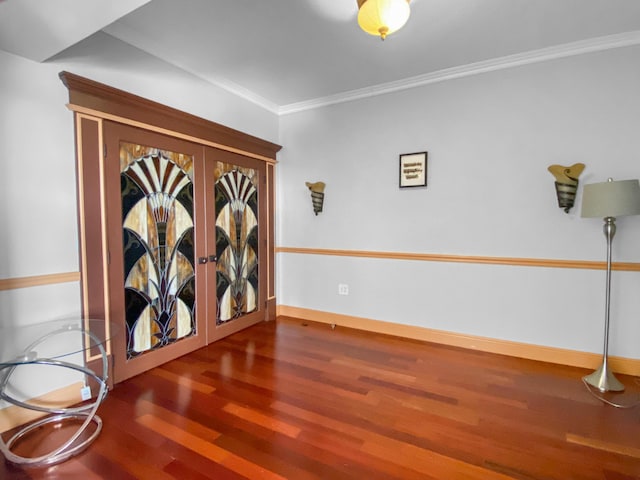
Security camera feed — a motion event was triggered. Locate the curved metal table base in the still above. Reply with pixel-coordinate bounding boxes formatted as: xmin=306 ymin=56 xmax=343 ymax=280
xmin=0 ymin=324 xmax=108 ymax=467
xmin=1 ymin=412 xmax=104 ymax=467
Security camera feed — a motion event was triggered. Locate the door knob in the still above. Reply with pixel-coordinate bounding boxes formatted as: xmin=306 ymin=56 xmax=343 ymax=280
xmin=198 ymin=257 xmax=208 ymax=264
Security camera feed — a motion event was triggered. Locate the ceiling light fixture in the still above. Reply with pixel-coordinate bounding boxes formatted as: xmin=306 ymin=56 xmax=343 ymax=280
xmin=357 ymin=0 xmax=410 ymax=40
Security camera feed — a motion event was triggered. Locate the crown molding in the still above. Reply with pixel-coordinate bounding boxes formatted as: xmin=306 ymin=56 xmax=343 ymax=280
xmin=278 ymin=30 xmax=640 ymax=116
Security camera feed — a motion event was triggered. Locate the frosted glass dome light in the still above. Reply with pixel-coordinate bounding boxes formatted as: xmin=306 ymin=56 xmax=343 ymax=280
xmin=357 ymin=0 xmax=411 ymax=40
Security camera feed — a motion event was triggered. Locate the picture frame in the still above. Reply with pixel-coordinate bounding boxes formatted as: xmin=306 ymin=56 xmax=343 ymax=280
xmin=399 ymin=151 xmax=427 ymax=188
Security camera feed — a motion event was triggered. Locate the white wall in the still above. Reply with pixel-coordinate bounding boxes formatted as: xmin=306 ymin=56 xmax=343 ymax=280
xmin=0 ymin=33 xmax=279 ymax=404
xmin=277 ymin=45 xmax=640 ymax=359
xmin=50 ymin=32 xmax=279 ymax=143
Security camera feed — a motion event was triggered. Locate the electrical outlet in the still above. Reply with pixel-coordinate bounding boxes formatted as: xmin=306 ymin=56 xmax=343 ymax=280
xmin=80 ymin=385 xmax=92 ymax=401
xmin=338 ymin=284 xmax=349 ymax=295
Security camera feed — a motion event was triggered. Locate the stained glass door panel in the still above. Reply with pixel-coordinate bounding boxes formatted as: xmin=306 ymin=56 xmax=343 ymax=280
xmin=214 ymin=162 xmax=259 ymax=324
xmin=120 ymin=142 xmax=196 ymax=358
xmin=200 ymin=148 xmax=267 ymax=345
xmin=105 ymin=122 xmax=210 ymax=383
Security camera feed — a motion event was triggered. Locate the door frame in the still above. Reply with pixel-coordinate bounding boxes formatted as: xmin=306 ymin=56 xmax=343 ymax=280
xmin=61 ymin=72 xmax=280 ymax=383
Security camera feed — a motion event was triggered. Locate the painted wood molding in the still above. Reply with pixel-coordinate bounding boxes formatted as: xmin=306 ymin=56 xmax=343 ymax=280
xmin=68 ymin=104 xmax=277 ymax=165
xmin=277 ymin=305 xmax=640 ymax=376
xmin=279 ymin=31 xmax=640 ymax=115
xmin=0 ymin=272 xmax=80 ymax=291
xmin=59 ymin=71 xmax=281 ymax=162
xmin=276 ymin=246 xmax=640 ymax=271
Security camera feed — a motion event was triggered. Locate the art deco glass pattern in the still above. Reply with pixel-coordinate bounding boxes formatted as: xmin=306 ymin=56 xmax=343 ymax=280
xmin=120 ymin=142 xmax=196 ymax=359
xmin=215 ymin=163 xmax=259 ymax=324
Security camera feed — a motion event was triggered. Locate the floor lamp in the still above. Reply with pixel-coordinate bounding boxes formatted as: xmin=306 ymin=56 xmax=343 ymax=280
xmin=581 ymin=178 xmax=640 ymax=392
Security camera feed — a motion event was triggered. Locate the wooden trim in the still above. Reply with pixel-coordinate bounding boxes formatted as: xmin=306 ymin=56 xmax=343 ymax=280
xmin=68 ymin=104 xmax=278 ymax=165
xmin=76 ymin=114 xmax=91 ymax=322
xmin=59 ymin=71 xmax=281 ymax=161
xmin=276 ymin=246 xmax=640 ymax=271
xmin=0 ymin=382 xmax=83 ymax=433
xmin=277 ymin=305 xmax=640 ymax=376
xmin=266 ymin=163 xmax=275 ymax=299
xmin=566 ymin=434 xmax=640 ymax=459
xmin=97 ymin=116 xmax=112 ymax=358
xmin=266 ymin=298 xmax=277 ymax=322
xmin=75 ymin=113 xmax=113 ymax=362
xmin=0 ymin=272 xmax=80 ymax=291
xmin=86 ymin=354 xmax=114 ymax=391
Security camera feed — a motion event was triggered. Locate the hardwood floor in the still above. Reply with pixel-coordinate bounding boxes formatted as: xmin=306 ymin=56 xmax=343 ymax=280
xmin=3 ymin=316 xmax=640 ymax=479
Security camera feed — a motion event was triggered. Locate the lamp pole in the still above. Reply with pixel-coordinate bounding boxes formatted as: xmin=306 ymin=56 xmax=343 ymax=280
xmin=583 ymin=216 xmax=625 ymax=392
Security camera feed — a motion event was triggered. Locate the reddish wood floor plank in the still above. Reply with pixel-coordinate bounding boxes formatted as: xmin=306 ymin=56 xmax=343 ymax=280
xmin=3 ymin=316 xmax=640 ymax=479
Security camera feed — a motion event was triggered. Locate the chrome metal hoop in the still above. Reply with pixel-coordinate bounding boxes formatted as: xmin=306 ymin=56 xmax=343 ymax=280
xmin=0 ymin=324 xmax=109 ymax=467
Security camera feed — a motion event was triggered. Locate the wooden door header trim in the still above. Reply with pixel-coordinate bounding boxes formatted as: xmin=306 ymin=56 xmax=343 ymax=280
xmin=68 ymin=103 xmax=276 ymax=165
xmin=59 ymin=71 xmax=281 ymax=161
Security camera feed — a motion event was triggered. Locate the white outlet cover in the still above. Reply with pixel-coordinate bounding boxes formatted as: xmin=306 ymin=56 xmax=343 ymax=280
xmin=80 ymin=385 xmax=92 ymax=401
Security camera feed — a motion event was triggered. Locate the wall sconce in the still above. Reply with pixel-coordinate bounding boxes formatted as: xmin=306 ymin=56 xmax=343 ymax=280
xmin=305 ymin=181 xmax=326 ymax=215
xmin=548 ymin=163 xmax=585 ymax=213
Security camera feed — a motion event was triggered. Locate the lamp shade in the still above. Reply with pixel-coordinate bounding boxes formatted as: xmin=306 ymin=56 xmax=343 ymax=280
xmin=581 ymin=178 xmax=640 ymax=218
xmin=357 ymin=0 xmax=410 ymax=40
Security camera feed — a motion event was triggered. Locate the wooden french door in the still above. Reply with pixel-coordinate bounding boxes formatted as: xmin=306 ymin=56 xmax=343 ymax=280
xmin=103 ymin=123 xmax=267 ymax=382
xmin=205 ymin=147 xmax=267 ymax=344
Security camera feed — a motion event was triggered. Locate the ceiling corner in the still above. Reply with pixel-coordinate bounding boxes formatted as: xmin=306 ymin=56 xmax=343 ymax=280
xmin=0 ymin=0 xmax=152 ymax=62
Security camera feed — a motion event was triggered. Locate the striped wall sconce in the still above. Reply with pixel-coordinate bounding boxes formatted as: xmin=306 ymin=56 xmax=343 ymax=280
xmin=305 ymin=181 xmax=326 ymax=215
xmin=548 ymin=163 xmax=585 ymax=213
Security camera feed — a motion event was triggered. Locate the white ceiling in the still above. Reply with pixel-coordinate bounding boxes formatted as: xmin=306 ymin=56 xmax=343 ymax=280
xmin=2 ymin=0 xmax=640 ymax=113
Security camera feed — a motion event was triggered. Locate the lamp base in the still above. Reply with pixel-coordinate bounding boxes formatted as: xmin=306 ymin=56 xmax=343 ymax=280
xmin=583 ymin=362 xmax=625 ymax=392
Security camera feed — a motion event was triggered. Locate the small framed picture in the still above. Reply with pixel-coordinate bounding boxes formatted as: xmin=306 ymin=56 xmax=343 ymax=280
xmin=399 ymin=151 xmax=427 ymax=188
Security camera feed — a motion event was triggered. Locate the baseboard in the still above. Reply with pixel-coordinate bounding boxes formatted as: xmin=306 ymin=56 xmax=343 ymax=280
xmin=0 ymin=382 xmax=84 ymax=433
xmin=277 ymin=305 xmax=640 ymax=377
